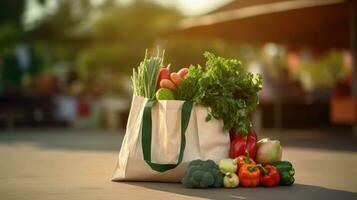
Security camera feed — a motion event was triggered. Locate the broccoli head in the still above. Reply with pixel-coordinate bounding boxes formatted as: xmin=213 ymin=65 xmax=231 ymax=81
xmin=182 ymin=159 xmax=223 ymax=188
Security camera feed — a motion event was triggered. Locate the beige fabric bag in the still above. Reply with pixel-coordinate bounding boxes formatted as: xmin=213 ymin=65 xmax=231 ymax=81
xmin=112 ymin=95 xmax=229 ymax=182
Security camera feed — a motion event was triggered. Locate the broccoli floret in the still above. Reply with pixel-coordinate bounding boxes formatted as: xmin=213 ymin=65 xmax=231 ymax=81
xmin=181 ymin=159 xmax=223 ymax=188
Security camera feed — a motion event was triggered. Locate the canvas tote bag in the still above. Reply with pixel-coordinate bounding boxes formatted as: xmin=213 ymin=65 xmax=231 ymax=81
xmin=112 ymin=95 xmax=230 ymax=182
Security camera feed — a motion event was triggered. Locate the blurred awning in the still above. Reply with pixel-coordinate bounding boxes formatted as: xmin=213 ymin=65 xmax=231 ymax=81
xmin=166 ymin=0 xmax=357 ymax=107
xmin=167 ymin=0 xmax=351 ymax=50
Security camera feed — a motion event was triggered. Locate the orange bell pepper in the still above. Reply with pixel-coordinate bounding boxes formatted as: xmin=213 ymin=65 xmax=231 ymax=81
xmin=236 ymin=151 xmax=256 ymax=168
xmin=238 ymin=164 xmax=260 ymax=187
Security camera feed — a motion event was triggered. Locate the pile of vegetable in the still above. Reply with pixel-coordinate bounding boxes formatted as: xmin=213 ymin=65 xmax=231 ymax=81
xmin=131 ymin=50 xmax=296 ymax=190
xmin=134 ymin=50 xmax=262 ymax=136
xmin=182 ymin=130 xmax=295 ymax=189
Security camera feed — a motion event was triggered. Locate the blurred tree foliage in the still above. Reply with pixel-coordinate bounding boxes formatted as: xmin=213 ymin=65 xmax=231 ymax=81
xmin=76 ymin=1 xmax=181 ymax=84
xmin=0 ymin=0 xmax=26 ymax=55
xmin=0 ymin=0 xmax=25 ymax=26
xmin=0 ymin=0 xmax=26 ymax=91
xmin=29 ymin=0 xmax=92 ymax=66
xmin=4 ymin=0 xmax=247 ymax=95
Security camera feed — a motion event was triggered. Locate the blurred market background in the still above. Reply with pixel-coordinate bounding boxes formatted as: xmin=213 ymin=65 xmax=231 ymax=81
xmin=0 ymin=0 xmax=356 ymax=133
xmin=2 ymin=1 xmax=357 ymax=199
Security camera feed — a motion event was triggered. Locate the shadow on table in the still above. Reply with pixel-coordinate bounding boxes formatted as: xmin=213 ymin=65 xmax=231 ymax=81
xmin=123 ymin=182 xmax=357 ymax=200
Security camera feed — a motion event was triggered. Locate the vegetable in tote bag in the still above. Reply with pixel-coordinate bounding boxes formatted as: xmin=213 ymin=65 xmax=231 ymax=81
xmin=112 ymin=95 xmax=230 ymax=182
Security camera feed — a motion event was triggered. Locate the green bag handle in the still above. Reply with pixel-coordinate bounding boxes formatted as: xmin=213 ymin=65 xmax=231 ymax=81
xmin=141 ymin=99 xmax=193 ymax=172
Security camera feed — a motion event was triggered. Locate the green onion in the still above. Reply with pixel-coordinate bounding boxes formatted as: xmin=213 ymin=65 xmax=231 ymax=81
xmin=132 ymin=49 xmax=164 ymax=98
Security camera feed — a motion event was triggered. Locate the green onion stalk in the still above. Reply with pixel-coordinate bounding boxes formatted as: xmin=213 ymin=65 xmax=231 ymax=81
xmin=132 ymin=49 xmax=164 ymax=98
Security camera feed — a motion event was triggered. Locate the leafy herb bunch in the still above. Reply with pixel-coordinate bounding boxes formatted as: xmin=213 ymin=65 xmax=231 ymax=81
xmin=176 ymin=52 xmax=263 ymax=136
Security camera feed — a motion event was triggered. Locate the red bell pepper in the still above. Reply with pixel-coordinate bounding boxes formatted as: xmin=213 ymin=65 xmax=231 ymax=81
xmin=229 ymin=129 xmax=257 ymax=159
xmin=238 ymin=164 xmax=260 ymax=187
xmin=257 ymin=164 xmax=280 ymax=187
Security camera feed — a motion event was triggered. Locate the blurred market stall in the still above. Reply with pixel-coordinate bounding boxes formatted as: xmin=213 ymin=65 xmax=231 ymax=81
xmin=165 ymin=0 xmax=356 ymax=132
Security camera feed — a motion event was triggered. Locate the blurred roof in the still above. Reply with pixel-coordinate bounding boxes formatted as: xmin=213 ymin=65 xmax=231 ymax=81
xmin=206 ymin=0 xmax=286 ymax=14
xmin=168 ymin=0 xmax=350 ymax=50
